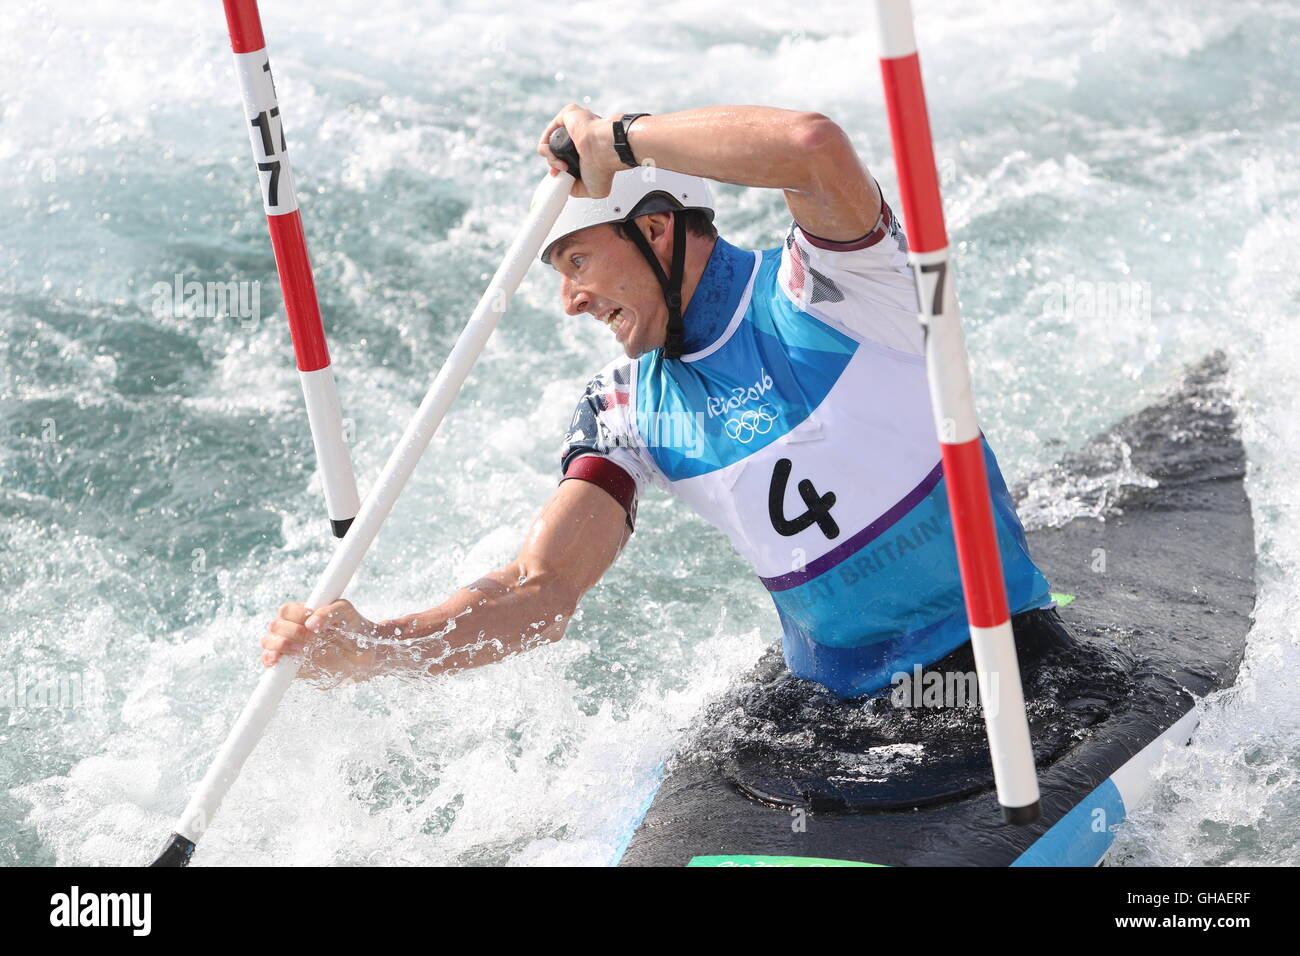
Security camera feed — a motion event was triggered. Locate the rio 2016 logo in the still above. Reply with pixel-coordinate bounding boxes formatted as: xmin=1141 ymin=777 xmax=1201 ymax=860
xmin=724 ymin=404 xmax=778 ymax=443
xmin=707 ymin=368 xmax=775 ymax=419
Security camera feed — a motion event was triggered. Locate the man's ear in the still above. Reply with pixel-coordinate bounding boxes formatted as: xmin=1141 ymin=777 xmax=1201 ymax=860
xmin=641 ymin=211 xmax=674 ymax=246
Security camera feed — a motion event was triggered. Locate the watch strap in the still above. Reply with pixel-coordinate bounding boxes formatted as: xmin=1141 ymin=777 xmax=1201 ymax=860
xmin=613 ymin=113 xmax=651 ymax=168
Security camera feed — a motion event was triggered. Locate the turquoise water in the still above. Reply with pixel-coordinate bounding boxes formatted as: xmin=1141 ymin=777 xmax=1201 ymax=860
xmin=1 ymin=0 xmax=1297 ymax=865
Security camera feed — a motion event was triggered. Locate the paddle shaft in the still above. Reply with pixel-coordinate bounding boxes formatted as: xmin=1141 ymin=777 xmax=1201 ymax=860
xmin=151 ymin=168 xmax=575 ymax=864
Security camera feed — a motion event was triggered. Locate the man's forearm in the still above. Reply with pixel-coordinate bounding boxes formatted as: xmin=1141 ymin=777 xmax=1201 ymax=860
xmin=373 ymin=563 xmax=576 ymax=677
xmin=621 ymin=105 xmax=839 ymax=191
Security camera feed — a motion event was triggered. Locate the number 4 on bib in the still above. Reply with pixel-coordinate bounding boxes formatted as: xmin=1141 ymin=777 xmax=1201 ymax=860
xmin=768 ymin=458 xmax=839 ymax=539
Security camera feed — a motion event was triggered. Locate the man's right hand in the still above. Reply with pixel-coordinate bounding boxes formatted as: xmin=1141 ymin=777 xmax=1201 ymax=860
xmin=537 ymin=104 xmax=624 ymax=200
xmin=260 ymin=600 xmax=381 ymax=683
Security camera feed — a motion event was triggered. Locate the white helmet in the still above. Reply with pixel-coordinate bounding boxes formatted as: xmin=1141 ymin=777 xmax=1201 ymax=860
xmin=538 ymin=167 xmax=715 ymax=359
xmin=539 ymin=166 xmax=715 ymax=266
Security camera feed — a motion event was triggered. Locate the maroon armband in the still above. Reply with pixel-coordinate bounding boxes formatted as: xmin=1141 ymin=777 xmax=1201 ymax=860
xmin=562 ymin=455 xmax=638 ymax=531
xmin=798 ymin=200 xmax=896 ymax=251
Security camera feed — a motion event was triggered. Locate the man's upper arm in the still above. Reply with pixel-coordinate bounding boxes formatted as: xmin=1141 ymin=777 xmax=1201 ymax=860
xmin=782 ymin=117 xmax=882 ymax=243
xmin=774 ymin=117 xmax=921 ymax=355
xmin=519 ymin=477 xmax=631 ymax=605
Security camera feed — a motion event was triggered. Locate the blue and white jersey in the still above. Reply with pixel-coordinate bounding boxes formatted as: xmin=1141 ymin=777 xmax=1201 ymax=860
xmin=561 ymin=202 xmax=1051 ymax=698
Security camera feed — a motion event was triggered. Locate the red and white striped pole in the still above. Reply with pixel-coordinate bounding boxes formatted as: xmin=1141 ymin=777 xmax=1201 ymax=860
xmin=223 ymin=0 xmax=360 ymax=538
xmin=874 ymin=0 xmax=1040 ymax=824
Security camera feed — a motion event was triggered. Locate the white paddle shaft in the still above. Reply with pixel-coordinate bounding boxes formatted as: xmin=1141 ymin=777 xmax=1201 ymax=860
xmin=171 ymin=171 xmax=575 ymax=845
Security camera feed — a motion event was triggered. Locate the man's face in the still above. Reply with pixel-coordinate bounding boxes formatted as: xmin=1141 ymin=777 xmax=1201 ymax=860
xmin=551 ymin=217 xmax=671 ymax=359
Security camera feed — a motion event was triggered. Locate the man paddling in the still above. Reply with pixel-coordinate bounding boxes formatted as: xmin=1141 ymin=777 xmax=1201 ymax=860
xmin=261 ymin=104 xmax=1052 ymax=697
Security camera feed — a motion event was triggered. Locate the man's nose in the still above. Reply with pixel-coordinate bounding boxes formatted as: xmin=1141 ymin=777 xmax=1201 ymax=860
xmin=561 ymin=277 xmax=590 ymax=317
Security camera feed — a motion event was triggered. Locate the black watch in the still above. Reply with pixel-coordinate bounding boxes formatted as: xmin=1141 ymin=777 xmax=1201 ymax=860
xmin=613 ymin=113 xmax=651 ymax=168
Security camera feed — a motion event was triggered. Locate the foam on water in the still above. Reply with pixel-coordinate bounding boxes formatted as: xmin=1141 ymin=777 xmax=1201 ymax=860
xmin=2 ymin=0 xmax=1297 ymax=865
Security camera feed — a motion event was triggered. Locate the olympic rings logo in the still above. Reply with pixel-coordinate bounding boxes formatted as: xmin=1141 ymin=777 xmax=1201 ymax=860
xmin=724 ymin=404 xmax=778 ymax=443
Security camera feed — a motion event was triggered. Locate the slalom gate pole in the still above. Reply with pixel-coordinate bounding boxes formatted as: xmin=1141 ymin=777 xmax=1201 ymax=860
xmin=872 ymin=0 xmax=1041 ymax=823
xmin=223 ymin=0 xmax=360 ymax=538
xmin=149 ymin=160 xmax=577 ymax=867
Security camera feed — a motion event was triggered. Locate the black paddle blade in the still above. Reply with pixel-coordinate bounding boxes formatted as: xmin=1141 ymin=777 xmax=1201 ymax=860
xmin=150 ymin=832 xmax=196 ymax=867
xmin=1002 ymin=800 xmax=1041 ymax=825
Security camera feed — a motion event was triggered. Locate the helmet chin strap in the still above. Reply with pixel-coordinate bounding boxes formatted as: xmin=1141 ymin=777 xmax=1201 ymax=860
xmin=620 ymin=214 xmax=689 ymax=360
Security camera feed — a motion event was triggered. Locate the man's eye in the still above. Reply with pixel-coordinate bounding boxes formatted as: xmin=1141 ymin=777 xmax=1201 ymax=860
xmin=570 ymin=255 xmax=584 ymax=268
